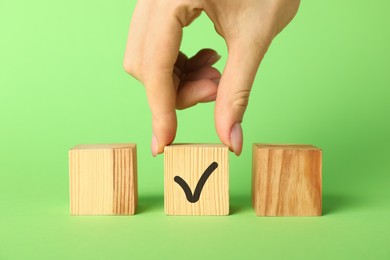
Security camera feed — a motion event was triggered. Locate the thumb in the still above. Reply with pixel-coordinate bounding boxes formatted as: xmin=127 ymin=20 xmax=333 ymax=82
xmin=215 ymin=41 xmax=268 ymax=155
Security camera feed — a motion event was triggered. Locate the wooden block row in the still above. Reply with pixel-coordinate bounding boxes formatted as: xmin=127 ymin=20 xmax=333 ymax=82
xmin=69 ymin=143 xmax=322 ymax=216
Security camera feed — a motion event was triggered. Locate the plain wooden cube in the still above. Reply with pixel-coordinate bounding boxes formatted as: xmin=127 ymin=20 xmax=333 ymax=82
xmin=252 ymin=144 xmax=322 ymax=216
xmin=69 ymin=144 xmax=137 ymax=215
xmin=164 ymin=144 xmax=229 ymax=215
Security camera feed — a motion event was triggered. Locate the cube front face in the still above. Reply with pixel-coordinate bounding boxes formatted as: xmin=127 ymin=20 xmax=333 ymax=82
xmin=69 ymin=144 xmax=137 ymax=215
xmin=164 ymin=144 xmax=229 ymax=215
xmin=252 ymin=144 xmax=322 ymax=216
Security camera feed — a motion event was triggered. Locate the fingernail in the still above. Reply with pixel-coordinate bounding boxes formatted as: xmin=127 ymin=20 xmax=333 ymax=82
xmin=230 ymin=123 xmax=243 ymax=156
xmin=206 ymin=54 xmax=221 ymax=66
xmin=151 ymin=134 xmax=158 ymax=157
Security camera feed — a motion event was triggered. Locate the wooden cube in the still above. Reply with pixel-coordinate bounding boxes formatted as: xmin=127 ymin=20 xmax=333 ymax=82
xmin=252 ymin=144 xmax=322 ymax=216
xmin=164 ymin=144 xmax=229 ymax=215
xmin=69 ymin=144 xmax=137 ymax=215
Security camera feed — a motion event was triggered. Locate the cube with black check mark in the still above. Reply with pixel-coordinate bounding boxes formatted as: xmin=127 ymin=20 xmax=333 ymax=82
xmin=164 ymin=144 xmax=229 ymax=215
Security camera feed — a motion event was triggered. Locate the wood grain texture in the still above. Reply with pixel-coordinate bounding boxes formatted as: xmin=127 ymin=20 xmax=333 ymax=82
xmin=164 ymin=144 xmax=229 ymax=215
xmin=252 ymin=144 xmax=322 ymax=216
xmin=69 ymin=144 xmax=137 ymax=215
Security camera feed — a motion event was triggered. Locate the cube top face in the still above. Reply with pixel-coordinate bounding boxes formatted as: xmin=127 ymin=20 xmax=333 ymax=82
xmin=164 ymin=144 xmax=229 ymax=216
xmin=254 ymin=144 xmax=321 ymax=151
xmin=166 ymin=143 xmax=227 ymax=148
xmin=252 ymin=144 xmax=322 ymax=216
xmin=71 ymin=144 xmax=136 ymax=150
xmin=69 ymin=144 xmax=137 ymax=216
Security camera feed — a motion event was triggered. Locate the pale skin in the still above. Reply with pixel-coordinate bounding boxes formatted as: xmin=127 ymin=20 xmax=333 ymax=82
xmin=124 ymin=0 xmax=300 ymax=156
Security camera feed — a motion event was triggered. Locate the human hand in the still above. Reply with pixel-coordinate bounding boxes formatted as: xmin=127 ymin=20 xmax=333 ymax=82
xmin=124 ymin=0 xmax=300 ymax=156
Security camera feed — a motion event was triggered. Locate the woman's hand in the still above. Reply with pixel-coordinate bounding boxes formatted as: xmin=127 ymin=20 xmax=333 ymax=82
xmin=124 ymin=0 xmax=300 ymax=156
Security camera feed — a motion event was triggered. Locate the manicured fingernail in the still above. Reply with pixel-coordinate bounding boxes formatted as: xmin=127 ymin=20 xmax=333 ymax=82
xmin=230 ymin=123 xmax=243 ymax=156
xmin=151 ymin=134 xmax=158 ymax=157
xmin=206 ymin=54 xmax=221 ymax=66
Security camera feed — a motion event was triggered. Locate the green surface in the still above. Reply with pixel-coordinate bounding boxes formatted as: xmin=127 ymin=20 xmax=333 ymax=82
xmin=1 ymin=0 xmax=390 ymax=259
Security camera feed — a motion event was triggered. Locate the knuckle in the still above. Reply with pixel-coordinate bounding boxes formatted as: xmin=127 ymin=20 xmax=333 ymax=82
xmin=123 ymin=58 xmax=137 ymax=76
xmin=123 ymin=58 xmax=144 ymax=82
xmin=123 ymin=60 xmax=134 ymax=75
xmin=171 ymin=0 xmax=202 ymax=27
xmin=233 ymin=90 xmax=251 ymax=108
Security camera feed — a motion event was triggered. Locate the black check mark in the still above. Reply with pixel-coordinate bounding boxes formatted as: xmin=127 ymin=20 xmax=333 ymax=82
xmin=174 ymin=162 xmax=219 ymax=203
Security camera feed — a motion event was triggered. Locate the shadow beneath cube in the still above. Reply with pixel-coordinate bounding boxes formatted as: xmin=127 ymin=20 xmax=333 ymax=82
xmin=136 ymin=194 xmax=164 ymax=214
xmin=229 ymin=193 xmax=357 ymax=216
xmin=322 ymin=193 xmax=356 ymax=215
xmin=230 ymin=194 xmax=253 ymax=215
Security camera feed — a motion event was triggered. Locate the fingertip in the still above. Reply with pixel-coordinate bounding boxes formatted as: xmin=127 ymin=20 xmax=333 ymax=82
xmin=185 ymin=49 xmax=221 ymax=72
xmin=152 ymin=133 xmax=175 ymax=156
xmin=205 ymin=54 xmax=221 ymax=66
xmin=151 ymin=110 xmax=177 ymax=156
xmin=155 ymin=128 xmax=176 ymax=155
xmin=176 ymin=79 xmax=218 ymax=109
xmin=214 ymin=104 xmax=243 ymax=156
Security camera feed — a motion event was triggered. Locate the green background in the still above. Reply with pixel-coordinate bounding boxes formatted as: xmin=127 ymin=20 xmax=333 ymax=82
xmin=1 ymin=0 xmax=389 ymax=259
